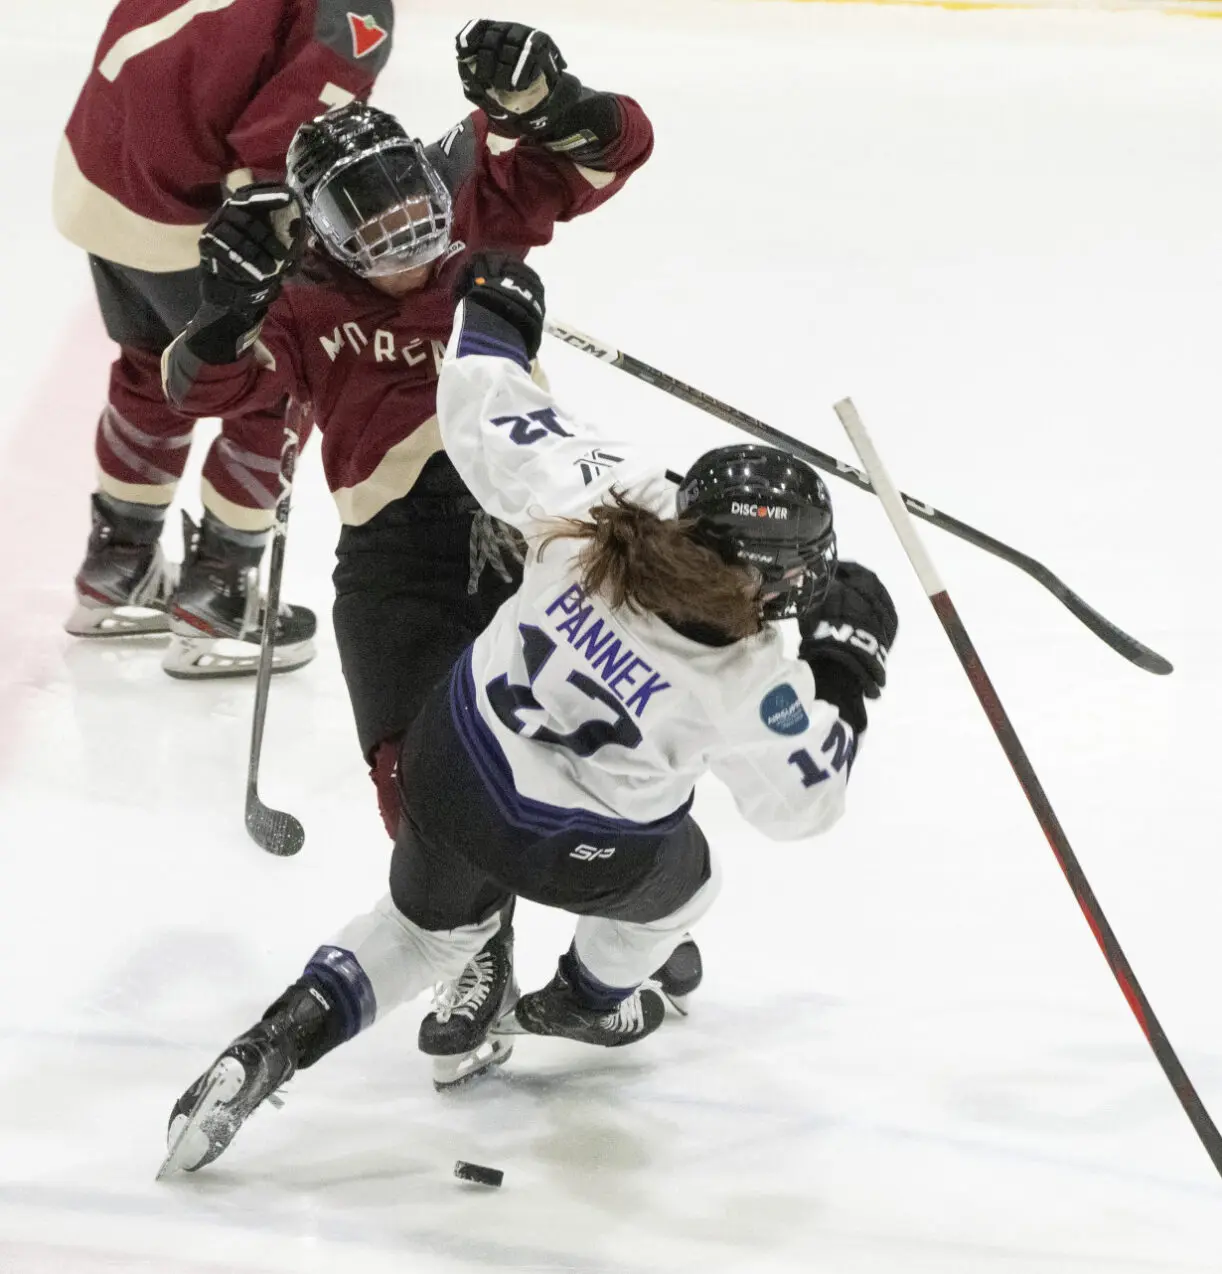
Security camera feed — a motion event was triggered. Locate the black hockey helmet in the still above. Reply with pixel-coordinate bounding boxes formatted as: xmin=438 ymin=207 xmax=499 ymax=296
xmin=676 ymin=444 xmax=837 ymax=620
xmin=285 ymin=102 xmax=452 ymax=277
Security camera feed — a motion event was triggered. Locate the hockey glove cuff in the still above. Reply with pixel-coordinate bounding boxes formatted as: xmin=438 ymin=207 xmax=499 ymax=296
xmin=454 ymin=254 xmax=546 ymax=363
xmin=802 ymin=657 xmax=867 ymax=736
xmin=176 ymin=303 xmax=270 ymax=367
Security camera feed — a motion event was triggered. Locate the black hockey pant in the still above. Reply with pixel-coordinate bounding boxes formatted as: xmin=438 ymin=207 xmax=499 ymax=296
xmin=331 ymin=457 xmax=523 ymax=832
xmin=389 ymin=672 xmax=713 ymax=933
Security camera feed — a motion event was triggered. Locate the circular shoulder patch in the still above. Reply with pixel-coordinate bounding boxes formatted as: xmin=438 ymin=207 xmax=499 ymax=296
xmin=759 ymin=683 xmax=810 ymax=736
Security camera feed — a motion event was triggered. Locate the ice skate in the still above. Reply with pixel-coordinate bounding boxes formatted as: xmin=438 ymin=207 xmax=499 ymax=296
xmin=495 ymin=963 xmax=666 ymax=1048
xmin=653 ymin=934 xmax=703 ymax=1017
xmin=65 ymin=493 xmax=178 ymax=637
xmin=159 ymin=1021 xmax=295 ymax=1177
xmin=419 ymin=927 xmax=518 ymax=1089
xmin=158 ymin=979 xmax=334 ymax=1177
xmin=163 ymin=512 xmax=316 ymax=679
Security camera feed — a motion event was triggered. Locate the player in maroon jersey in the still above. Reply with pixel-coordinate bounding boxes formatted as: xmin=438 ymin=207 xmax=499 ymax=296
xmin=56 ymin=0 xmax=395 ymax=676
xmin=161 ymin=19 xmax=696 ymax=1085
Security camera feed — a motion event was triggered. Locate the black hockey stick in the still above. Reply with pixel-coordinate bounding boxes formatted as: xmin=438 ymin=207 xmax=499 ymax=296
xmin=544 ymin=320 xmax=1172 ymax=677
xmin=834 ymin=396 xmax=1221 ymax=1179
xmin=245 ymin=421 xmax=305 ymax=857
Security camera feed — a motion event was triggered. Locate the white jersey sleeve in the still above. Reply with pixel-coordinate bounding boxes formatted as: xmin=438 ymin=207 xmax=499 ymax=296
xmin=437 ymin=298 xmax=673 ymax=532
xmin=707 ymin=653 xmax=856 ymax=842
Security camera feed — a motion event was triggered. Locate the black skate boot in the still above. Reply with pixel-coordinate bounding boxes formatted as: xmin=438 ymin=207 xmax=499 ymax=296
xmin=497 ymin=956 xmax=666 ymax=1048
xmin=159 ymin=980 xmax=331 ymax=1177
xmin=164 ymin=511 xmax=315 ymax=679
xmin=65 ymin=493 xmax=177 ymax=637
xmin=652 ymin=934 xmax=703 ymax=1017
xmin=418 ymin=927 xmax=518 ymax=1090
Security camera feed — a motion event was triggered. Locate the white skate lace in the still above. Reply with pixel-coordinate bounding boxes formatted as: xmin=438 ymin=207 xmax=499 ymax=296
xmin=130 ymin=546 xmax=179 ymax=608
xmin=431 ymin=951 xmax=494 ymax=1023
xmin=600 ymin=991 xmax=645 ymax=1035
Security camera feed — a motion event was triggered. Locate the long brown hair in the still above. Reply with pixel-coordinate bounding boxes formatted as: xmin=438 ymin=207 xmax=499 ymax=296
xmin=538 ymin=489 xmax=763 ymax=640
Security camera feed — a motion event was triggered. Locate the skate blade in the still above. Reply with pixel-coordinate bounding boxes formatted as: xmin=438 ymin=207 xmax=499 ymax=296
xmin=660 ymin=990 xmax=690 ymax=1018
xmin=432 ymin=1038 xmax=514 ymax=1091
xmin=161 ymin=634 xmax=316 ymax=680
xmin=156 ymin=1056 xmax=245 ymax=1180
xmin=65 ymin=600 xmax=170 ymax=638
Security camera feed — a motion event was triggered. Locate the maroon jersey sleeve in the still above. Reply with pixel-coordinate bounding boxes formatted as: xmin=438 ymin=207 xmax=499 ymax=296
xmin=55 ymin=0 xmax=394 ymax=272
xmin=440 ymin=93 xmax=653 ymax=252
xmin=164 ymin=298 xmax=308 ymax=422
xmin=227 ymin=0 xmax=395 ymax=179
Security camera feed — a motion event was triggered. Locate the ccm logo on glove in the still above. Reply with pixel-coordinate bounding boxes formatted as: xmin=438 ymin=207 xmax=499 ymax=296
xmin=807 ymin=621 xmax=889 ymax=666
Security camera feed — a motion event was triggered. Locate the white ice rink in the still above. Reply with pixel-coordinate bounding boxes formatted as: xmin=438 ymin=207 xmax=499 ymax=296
xmin=2 ymin=0 xmax=1222 ymax=1269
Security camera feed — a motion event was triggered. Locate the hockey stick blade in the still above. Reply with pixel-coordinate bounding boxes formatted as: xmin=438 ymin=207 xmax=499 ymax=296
xmin=245 ymin=796 xmax=305 ymax=857
xmin=544 ymin=320 xmax=1172 ymax=676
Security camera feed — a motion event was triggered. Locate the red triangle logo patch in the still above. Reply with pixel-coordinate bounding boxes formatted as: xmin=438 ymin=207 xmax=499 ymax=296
xmin=347 ymin=13 xmax=388 ymax=59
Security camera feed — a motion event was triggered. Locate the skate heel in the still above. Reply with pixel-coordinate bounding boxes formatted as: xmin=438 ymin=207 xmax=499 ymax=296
xmin=653 ymin=936 xmax=702 ymax=1018
xmin=66 ymin=496 xmax=177 ymax=638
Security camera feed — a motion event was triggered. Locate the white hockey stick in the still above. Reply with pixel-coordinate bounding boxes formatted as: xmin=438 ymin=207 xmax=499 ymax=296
xmin=832 ymin=396 xmax=1222 ymax=1180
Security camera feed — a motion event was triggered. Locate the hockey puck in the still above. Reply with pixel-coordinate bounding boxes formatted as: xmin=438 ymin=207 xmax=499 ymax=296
xmin=454 ymin=1160 xmax=504 ymax=1187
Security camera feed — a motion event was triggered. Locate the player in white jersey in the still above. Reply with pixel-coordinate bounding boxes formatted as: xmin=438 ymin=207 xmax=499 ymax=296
xmin=159 ymin=257 xmax=898 ymax=1177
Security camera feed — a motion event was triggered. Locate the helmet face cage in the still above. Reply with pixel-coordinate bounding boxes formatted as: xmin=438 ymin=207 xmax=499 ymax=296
xmin=702 ymin=520 xmax=837 ymax=621
xmin=305 ymin=139 xmax=452 ymax=277
xmin=677 ymin=445 xmax=838 ymax=622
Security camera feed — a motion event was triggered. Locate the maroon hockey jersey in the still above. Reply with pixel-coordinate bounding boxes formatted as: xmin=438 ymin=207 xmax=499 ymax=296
xmin=165 ymin=100 xmax=653 ymax=527
xmin=54 ymin=0 xmax=394 ymax=273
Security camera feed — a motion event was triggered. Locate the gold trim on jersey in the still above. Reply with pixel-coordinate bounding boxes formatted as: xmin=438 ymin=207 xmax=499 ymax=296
xmin=331 ymin=416 xmax=446 ymax=526
xmin=53 ymin=137 xmax=205 ymax=273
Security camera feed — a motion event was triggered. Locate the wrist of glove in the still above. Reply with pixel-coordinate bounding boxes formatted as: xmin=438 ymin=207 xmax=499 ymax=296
xmin=454 ymin=253 xmax=546 ymax=362
xmin=198 ymin=183 xmax=303 ymax=317
xmin=455 ymin=20 xmax=577 ymax=138
xmin=799 ymin=561 xmax=899 ymax=703
xmin=180 ymin=304 xmax=270 ymax=366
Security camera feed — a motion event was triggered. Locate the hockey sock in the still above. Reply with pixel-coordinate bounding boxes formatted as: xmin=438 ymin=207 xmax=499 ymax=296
xmin=280 ymin=947 xmax=379 ymax=1069
xmin=326 ymin=894 xmax=499 ymax=1020
xmin=201 ymin=512 xmax=270 ymax=561
xmin=559 ymin=943 xmax=635 ymax=1011
xmin=95 ymin=490 xmax=168 ymax=545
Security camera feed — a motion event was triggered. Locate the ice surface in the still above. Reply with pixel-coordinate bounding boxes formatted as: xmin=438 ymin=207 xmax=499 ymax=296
xmin=1 ymin=1 xmax=1220 ymax=1270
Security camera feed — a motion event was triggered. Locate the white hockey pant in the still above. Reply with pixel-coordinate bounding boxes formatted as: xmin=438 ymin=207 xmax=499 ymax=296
xmin=330 ymin=893 xmax=499 ymax=1020
xmin=574 ymin=847 xmax=723 ymax=990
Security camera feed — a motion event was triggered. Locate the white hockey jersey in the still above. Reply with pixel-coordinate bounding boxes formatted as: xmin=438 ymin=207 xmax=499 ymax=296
xmin=436 ymin=304 xmax=858 ymax=842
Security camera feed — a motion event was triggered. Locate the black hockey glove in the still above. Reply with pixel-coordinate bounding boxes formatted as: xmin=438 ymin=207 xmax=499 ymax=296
xmin=199 ymin=183 xmax=304 ymax=312
xmin=455 ymin=20 xmax=579 ymax=137
xmin=455 ymin=253 xmax=546 ymax=360
xmin=799 ymin=561 xmax=898 ymax=724
xmin=184 ymin=183 xmax=304 ymax=364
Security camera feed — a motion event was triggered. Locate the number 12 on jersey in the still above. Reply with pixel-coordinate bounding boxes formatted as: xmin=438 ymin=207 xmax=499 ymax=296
xmin=787 ymin=719 xmax=854 ymax=787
